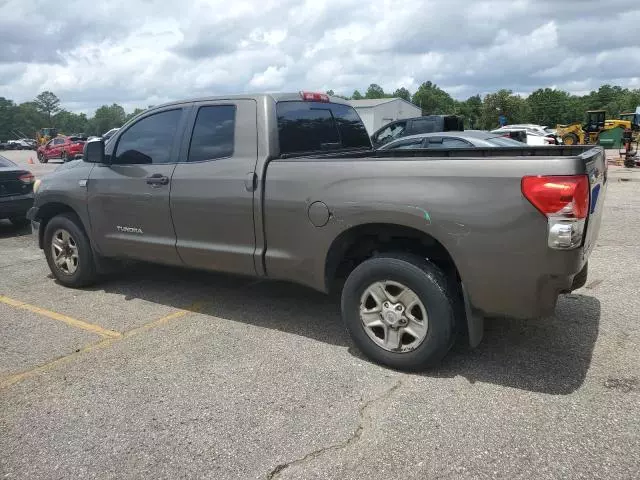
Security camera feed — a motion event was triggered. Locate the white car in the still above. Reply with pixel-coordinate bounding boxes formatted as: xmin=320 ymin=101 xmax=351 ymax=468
xmin=491 ymin=126 xmax=556 ymax=146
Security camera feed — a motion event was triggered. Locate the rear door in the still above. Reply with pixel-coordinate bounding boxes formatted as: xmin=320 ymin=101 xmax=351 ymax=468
xmin=170 ymin=99 xmax=258 ymax=276
xmin=87 ymin=106 xmax=190 ymax=264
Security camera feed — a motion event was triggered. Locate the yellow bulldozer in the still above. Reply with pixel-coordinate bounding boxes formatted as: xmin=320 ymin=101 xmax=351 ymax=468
xmin=35 ymin=127 xmax=59 ymax=146
xmin=556 ymin=110 xmax=632 ymax=145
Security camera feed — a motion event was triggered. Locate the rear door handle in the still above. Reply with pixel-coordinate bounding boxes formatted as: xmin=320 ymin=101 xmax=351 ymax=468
xmin=146 ymin=174 xmax=169 ymax=186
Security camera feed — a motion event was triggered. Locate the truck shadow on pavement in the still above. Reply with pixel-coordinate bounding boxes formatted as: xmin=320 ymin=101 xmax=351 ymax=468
xmin=0 ymin=220 xmax=32 ymax=239
xmin=94 ymin=263 xmax=600 ymax=396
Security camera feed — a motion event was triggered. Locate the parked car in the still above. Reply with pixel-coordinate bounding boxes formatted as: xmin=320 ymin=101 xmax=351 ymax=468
xmin=370 ymin=115 xmax=464 ymax=148
xmin=0 ymin=154 xmax=35 ymax=225
xmin=36 ymin=136 xmax=86 ymax=163
xmin=102 ymin=128 xmax=120 ymax=142
xmin=28 ymin=92 xmax=605 ymax=371
xmin=6 ymin=139 xmax=35 ymax=150
xmin=492 ymin=126 xmax=559 ymax=145
xmin=378 ymin=130 xmax=526 ymax=150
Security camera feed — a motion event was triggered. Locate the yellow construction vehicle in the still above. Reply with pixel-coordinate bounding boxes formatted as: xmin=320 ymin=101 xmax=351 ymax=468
xmin=556 ymin=110 xmax=631 ymax=145
xmin=35 ymin=127 xmax=58 ymax=146
xmin=619 ymin=108 xmax=640 ymax=141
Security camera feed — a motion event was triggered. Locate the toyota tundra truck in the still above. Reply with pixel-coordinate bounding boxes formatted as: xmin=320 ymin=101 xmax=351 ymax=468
xmin=27 ymin=92 xmax=606 ymax=370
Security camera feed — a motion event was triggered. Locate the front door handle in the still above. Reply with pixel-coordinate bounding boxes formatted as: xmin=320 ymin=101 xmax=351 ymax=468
xmin=146 ymin=174 xmax=169 ymax=186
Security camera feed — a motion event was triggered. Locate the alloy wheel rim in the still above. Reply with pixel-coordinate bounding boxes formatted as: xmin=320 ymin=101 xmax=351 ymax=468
xmin=359 ymin=281 xmax=428 ymax=353
xmin=51 ymin=229 xmax=79 ymax=275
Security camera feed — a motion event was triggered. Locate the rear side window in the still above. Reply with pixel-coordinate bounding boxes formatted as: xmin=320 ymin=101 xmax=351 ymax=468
xmin=0 ymin=155 xmax=15 ymax=167
xmin=410 ymin=118 xmax=437 ymax=134
xmin=114 ymin=109 xmax=182 ymax=165
xmin=277 ymin=101 xmax=370 ymax=155
xmin=188 ymin=105 xmax=236 ymax=162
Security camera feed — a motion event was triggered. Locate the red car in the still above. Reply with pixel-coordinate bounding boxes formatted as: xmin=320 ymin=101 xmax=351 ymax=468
xmin=37 ymin=136 xmax=86 ymax=163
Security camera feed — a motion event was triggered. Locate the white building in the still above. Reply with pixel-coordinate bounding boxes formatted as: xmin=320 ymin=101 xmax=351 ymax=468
xmin=348 ymin=98 xmax=422 ymax=135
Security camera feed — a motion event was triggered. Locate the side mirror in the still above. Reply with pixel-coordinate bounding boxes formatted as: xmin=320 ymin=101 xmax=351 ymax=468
xmin=83 ymin=139 xmax=106 ymax=164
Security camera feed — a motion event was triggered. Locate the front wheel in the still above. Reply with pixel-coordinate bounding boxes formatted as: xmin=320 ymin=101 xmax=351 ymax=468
xmin=341 ymin=254 xmax=457 ymax=371
xmin=562 ymin=133 xmax=579 ymax=145
xmin=37 ymin=152 xmax=48 ymax=163
xmin=43 ymin=213 xmax=98 ymax=288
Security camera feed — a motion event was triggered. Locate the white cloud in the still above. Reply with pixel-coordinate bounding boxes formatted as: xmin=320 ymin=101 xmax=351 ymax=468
xmin=0 ymin=0 xmax=638 ymax=113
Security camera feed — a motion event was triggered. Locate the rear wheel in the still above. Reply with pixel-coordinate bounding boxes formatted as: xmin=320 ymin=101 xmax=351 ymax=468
xmin=43 ymin=213 xmax=97 ymax=288
xmin=37 ymin=152 xmax=48 ymax=163
xmin=341 ymin=254 xmax=457 ymax=371
xmin=562 ymin=133 xmax=579 ymax=145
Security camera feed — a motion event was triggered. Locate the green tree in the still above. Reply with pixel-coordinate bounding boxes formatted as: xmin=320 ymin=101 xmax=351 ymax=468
xmin=351 ymin=90 xmax=363 ymax=100
xmin=54 ymin=110 xmax=90 ymax=135
xmin=326 ymin=90 xmax=335 ymax=96
xmin=457 ymin=94 xmax=482 ymax=128
xmin=125 ymin=108 xmax=146 ymax=122
xmin=393 ymin=87 xmax=412 ymax=102
xmin=14 ymin=102 xmax=46 ymax=139
xmin=364 ymin=83 xmax=386 ymax=99
xmin=0 ymin=97 xmax=18 ymax=140
xmin=34 ymin=91 xmax=61 ymax=124
xmin=481 ymin=89 xmax=531 ymax=129
xmin=91 ymin=103 xmax=126 ymax=135
xmin=412 ymin=81 xmax=455 ymax=115
xmin=527 ymin=88 xmax=571 ymax=126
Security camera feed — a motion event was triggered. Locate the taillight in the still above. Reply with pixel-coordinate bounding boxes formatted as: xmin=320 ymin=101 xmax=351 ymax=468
xmin=522 ymin=175 xmax=590 ymax=249
xmin=18 ymin=173 xmax=35 ymax=184
xmin=522 ymin=175 xmax=588 ymax=218
xmin=300 ymin=91 xmax=330 ymax=102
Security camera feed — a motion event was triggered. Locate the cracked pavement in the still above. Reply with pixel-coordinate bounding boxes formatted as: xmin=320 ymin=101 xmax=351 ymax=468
xmin=1 ymin=153 xmax=639 ymax=479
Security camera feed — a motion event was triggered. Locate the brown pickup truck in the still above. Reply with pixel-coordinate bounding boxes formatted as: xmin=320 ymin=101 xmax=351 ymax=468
xmin=28 ymin=92 xmax=606 ymax=370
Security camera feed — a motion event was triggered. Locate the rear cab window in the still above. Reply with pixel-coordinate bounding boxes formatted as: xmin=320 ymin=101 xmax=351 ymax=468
xmin=276 ymin=101 xmax=371 ymax=156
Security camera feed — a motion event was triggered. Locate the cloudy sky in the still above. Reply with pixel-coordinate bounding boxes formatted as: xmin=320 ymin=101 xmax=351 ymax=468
xmin=1 ymin=0 xmax=639 ymax=113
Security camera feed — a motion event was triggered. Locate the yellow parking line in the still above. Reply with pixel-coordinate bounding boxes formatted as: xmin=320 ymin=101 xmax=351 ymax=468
xmin=0 ymin=294 xmax=122 ymax=339
xmin=0 ymin=300 xmax=205 ymax=390
xmin=0 ymin=337 xmax=116 ymax=390
xmin=124 ymin=303 xmax=205 ymax=338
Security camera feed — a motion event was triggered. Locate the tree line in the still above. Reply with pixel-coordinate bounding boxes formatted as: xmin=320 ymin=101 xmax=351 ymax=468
xmin=329 ymin=82 xmax=640 ymax=129
xmin=2 ymin=84 xmax=640 ymax=140
xmin=0 ymin=91 xmax=146 ymax=141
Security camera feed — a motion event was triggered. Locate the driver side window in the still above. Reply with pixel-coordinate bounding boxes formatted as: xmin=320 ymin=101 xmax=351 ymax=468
xmin=113 ymin=109 xmax=182 ymax=165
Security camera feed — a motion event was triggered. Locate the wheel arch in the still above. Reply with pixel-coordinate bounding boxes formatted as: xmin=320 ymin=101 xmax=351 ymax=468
xmin=35 ymin=202 xmax=86 ymax=249
xmin=324 ymin=222 xmax=461 ymax=294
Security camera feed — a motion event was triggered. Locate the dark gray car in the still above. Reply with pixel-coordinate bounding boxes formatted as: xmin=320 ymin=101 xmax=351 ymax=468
xmin=27 ymin=92 xmax=606 ymax=371
xmin=378 ymin=130 xmax=525 ymax=150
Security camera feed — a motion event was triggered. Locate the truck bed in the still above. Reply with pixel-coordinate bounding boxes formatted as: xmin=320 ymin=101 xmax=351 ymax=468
xmin=262 ymin=146 xmax=606 ymax=319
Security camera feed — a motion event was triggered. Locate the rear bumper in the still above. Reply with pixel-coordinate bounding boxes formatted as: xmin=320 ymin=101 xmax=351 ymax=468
xmin=0 ymin=194 xmax=34 ymax=218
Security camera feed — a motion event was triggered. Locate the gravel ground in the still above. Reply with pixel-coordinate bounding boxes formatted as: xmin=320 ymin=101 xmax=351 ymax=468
xmin=0 ymin=149 xmax=638 ymax=479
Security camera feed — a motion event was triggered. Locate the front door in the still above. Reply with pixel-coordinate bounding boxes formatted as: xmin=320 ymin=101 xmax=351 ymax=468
xmin=170 ymin=99 xmax=258 ymax=276
xmin=87 ymin=107 xmax=189 ymax=264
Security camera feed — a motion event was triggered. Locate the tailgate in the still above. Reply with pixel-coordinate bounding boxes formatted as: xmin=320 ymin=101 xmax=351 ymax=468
xmin=582 ymin=147 xmax=606 ymax=258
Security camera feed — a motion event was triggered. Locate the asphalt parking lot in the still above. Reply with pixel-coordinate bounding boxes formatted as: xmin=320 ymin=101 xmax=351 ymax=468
xmin=1 ymin=150 xmax=639 ymax=479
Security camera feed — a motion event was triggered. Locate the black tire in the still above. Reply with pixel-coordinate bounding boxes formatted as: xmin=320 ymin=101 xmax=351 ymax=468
xmin=37 ymin=152 xmax=48 ymax=163
xmin=43 ymin=213 xmax=97 ymax=288
xmin=9 ymin=216 xmax=30 ymax=227
xmin=562 ymin=133 xmax=579 ymax=145
xmin=341 ymin=253 xmax=457 ymax=371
